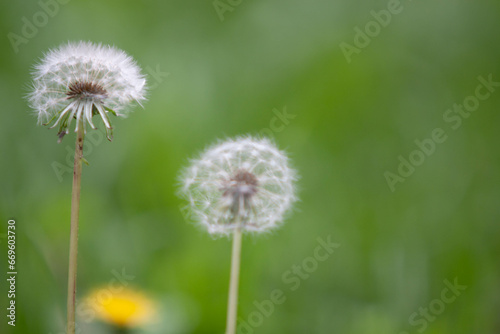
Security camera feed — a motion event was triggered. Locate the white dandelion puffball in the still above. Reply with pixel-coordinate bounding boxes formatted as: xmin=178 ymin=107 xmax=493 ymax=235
xmin=180 ymin=136 xmax=297 ymax=235
xmin=27 ymin=41 xmax=146 ymax=141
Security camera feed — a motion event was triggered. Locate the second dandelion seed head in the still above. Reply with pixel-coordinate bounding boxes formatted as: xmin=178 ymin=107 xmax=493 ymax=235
xmin=180 ymin=136 xmax=297 ymax=235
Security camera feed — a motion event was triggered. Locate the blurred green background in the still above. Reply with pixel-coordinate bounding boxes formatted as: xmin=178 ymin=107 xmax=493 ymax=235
xmin=1 ymin=0 xmax=499 ymax=333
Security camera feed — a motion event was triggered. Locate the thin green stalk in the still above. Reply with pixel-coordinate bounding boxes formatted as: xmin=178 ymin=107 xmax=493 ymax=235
xmin=67 ymin=123 xmax=84 ymax=334
xmin=226 ymin=226 xmax=243 ymax=334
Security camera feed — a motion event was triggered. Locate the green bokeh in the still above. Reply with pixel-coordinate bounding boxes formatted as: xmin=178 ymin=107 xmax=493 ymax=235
xmin=1 ymin=0 xmax=499 ymax=333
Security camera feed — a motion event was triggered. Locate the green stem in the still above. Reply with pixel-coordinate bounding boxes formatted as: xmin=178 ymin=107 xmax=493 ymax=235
xmin=226 ymin=227 xmax=243 ymax=334
xmin=67 ymin=122 xmax=84 ymax=334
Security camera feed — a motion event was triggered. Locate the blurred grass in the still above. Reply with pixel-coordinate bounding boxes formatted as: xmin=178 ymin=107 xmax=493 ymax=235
xmin=1 ymin=0 xmax=500 ymax=333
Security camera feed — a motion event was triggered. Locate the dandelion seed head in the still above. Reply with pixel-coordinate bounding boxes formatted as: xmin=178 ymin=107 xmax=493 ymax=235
xmin=180 ymin=136 xmax=297 ymax=235
xmin=27 ymin=41 xmax=146 ymax=141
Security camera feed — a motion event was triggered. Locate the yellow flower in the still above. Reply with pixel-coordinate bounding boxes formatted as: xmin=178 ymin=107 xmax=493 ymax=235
xmin=86 ymin=287 xmax=155 ymax=329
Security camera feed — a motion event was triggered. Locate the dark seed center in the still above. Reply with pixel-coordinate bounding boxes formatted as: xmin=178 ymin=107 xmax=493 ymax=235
xmin=231 ymin=169 xmax=258 ymax=187
xmin=221 ymin=169 xmax=259 ymax=221
xmin=66 ymin=81 xmax=107 ymax=99
xmin=222 ymin=169 xmax=259 ymax=201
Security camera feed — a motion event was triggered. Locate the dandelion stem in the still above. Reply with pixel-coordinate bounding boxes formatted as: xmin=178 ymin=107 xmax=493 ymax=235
xmin=226 ymin=226 xmax=243 ymax=334
xmin=67 ymin=122 xmax=84 ymax=334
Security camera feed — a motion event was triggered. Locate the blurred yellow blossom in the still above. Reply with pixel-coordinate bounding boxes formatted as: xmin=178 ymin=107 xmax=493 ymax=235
xmin=86 ymin=287 xmax=155 ymax=329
